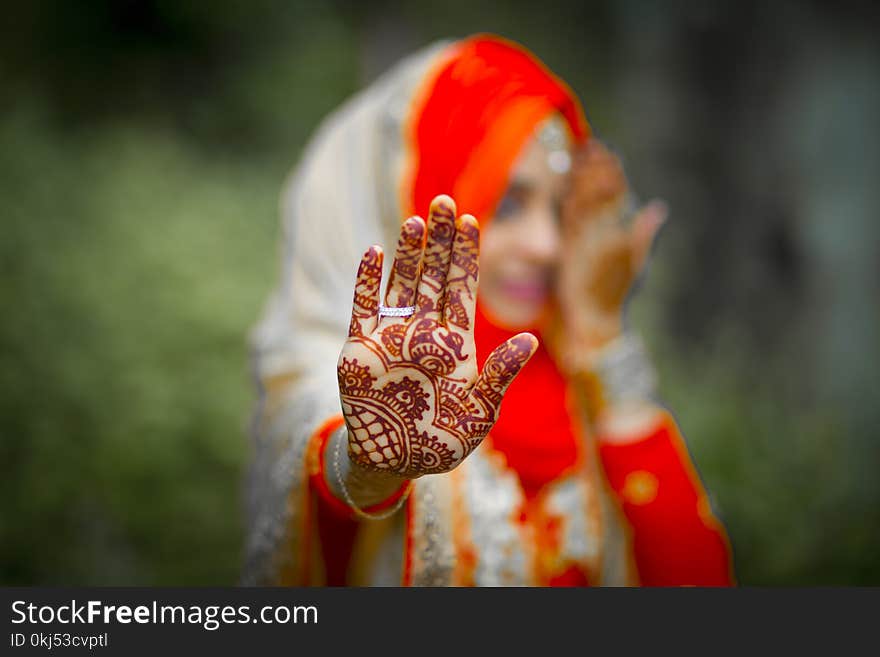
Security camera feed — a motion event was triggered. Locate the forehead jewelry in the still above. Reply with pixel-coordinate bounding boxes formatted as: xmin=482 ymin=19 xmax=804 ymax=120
xmin=537 ymin=116 xmax=572 ymax=174
xmin=378 ymin=304 xmax=415 ymax=317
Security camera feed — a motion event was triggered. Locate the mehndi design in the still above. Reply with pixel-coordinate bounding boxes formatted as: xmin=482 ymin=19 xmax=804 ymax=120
xmin=338 ymin=195 xmax=538 ymax=479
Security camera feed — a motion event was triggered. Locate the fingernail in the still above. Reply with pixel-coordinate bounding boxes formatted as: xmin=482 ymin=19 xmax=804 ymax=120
xmin=430 ymin=194 xmax=456 ymax=218
xmin=458 ymin=214 xmax=479 ymax=230
xmin=651 ymin=200 xmax=669 ymax=223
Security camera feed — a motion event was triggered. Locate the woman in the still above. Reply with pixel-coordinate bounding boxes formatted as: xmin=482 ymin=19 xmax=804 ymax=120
xmin=243 ymin=34 xmax=734 ymax=586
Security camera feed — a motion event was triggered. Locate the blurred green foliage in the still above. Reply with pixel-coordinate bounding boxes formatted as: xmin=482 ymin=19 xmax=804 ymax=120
xmin=0 ymin=109 xmax=276 ymax=583
xmin=1 ymin=0 xmax=878 ymax=584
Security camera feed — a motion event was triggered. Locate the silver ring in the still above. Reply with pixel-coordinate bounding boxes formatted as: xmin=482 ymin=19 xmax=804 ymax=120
xmin=378 ymin=305 xmax=415 ymax=318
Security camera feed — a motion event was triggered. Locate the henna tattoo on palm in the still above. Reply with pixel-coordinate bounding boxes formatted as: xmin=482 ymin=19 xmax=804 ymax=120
xmin=338 ymin=195 xmax=538 ymax=478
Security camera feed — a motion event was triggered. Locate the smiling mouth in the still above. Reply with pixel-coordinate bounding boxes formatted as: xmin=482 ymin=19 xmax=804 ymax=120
xmin=498 ymin=279 xmax=549 ymax=303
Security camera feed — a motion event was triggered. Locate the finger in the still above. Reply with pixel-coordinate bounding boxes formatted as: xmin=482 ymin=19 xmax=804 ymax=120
xmin=469 ymin=333 xmax=539 ymax=418
xmin=564 ymin=140 xmax=628 ymax=227
xmin=443 ymin=214 xmax=479 ymax=332
xmin=348 ymin=245 xmax=384 ymax=337
xmin=382 ymin=215 xmax=426 ymax=317
xmin=630 ymin=199 xmax=667 ymax=271
xmin=415 ymin=194 xmax=456 ymax=319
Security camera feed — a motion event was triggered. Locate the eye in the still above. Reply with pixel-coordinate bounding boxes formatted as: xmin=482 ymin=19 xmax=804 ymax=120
xmin=495 ymin=193 xmax=520 ymax=220
xmin=495 ymin=186 xmax=528 ymax=222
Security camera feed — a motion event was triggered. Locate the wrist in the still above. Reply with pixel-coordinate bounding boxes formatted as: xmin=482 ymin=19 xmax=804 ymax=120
xmin=568 ymin=331 xmax=658 ymax=423
xmin=560 ymin=310 xmax=623 ymax=371
xmin=334 ymin=424 xmax=410 ymax=485
xmin=325 ymin=424 xmax=412 ymax=518
xmin=595 ymin=402 xmax=664 ymax=445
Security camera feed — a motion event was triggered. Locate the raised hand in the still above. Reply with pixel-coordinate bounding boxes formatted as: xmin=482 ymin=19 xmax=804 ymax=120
xmin=338 ymin=195 xmax=538 ymax=479
xmin=556 ymin=140 xmax=667 ymax=364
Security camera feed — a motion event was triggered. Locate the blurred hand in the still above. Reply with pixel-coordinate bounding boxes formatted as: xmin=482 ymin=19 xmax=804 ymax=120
xmin=557 ymin=140 xmax=667 ymax=368
xmin=337 ymin=195 xmax=538 ymax=479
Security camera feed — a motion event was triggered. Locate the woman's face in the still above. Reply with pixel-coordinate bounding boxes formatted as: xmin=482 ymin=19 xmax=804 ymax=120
xmin=478 ymin=132 xmax=570 ymax=329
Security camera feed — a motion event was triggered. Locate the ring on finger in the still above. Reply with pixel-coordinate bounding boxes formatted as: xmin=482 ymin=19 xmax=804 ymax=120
xmin=378 ymin=305 xmax=416 ymax=318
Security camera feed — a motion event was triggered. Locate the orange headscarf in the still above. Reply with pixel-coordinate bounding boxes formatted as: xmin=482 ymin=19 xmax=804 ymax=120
xmin=407 ymin=34 xmax=589 ymax=221
xmin=405 ymin=34 xmax=591 ymax=496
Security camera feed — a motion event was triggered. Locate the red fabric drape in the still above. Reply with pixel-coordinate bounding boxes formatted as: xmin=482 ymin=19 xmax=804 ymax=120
xmin=473 ymin=305 xmax=581 ymax=497
xmin=599 ymin=418 xmax=736 ymax=586
xmin=406 ymin=34 xmax=590 ymax=222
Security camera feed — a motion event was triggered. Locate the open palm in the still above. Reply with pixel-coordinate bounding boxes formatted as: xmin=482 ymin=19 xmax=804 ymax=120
xmin=337 ymin=195 xmax=538 ymax=479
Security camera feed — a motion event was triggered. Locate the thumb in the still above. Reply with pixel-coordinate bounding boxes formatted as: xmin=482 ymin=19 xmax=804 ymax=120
xmin=470 ymin=333 xmax=539 ymax=417
xmin=631 ymin=199 xmax=668 ymax=272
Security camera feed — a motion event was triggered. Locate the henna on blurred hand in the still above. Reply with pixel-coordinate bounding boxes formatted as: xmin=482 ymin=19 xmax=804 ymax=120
xmin=557 ymin=140 xmax=666 ymax=363
xmin=563 ymin=139 xmax=628 ymax=217
xmin=338 ymin=196 xmax=537 ymax=479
